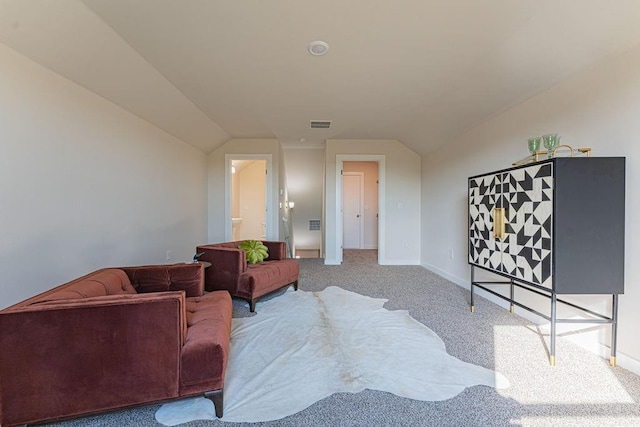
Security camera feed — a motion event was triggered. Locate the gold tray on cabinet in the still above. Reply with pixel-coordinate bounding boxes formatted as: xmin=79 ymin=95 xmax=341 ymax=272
xmin=512 ymin=146 xmax=591 ymax=166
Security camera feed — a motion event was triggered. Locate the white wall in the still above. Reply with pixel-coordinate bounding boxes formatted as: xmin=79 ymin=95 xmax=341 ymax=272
xmin=283 ymin=148 xmax=324 ymax=253
xmin=0 ymin=43 xmax=208 ymax=309
xmin=421 ymin=44 xmax=640 ymax=369
xmin=207 ymin=139 xmax=281 ymax=243
xmin=326 ymin=139 xmax=421 ymax=265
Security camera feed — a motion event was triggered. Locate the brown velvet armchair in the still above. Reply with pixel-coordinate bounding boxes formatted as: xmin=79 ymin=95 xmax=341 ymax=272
xmin=196 ymin=241 xmax=299 ymax=312
xmin=0 ymin=263 xmax=232 ymax=426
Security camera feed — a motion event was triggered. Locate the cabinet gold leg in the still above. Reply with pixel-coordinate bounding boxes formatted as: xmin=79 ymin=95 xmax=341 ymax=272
xmin=610 ymin=356 xmax=617 ymax=367
xmin=549 ymin=355 xmax=556 ymax=366
xmin=509 ymin=306 xmax=514 ymax=313
xmin=470 ymin=305 xmax=475 ymax=313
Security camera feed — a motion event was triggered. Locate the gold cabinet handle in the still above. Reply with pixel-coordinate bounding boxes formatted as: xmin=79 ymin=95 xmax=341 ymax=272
xmin=493 ymin=207 xmax=506 ymax=239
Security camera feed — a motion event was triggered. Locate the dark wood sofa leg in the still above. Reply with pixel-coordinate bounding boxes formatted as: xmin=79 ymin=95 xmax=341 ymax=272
xmin=249 ymin=299 xmax=256 ymax=312
xmin=204 ymin=389 xmax=224 ymax=418
xmin=293 ymin=280 xmax=299 ymax=291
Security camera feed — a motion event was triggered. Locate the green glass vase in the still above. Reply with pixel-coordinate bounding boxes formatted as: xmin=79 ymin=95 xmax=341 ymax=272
xmin=542 ymin=134 xmax=560 ymax=159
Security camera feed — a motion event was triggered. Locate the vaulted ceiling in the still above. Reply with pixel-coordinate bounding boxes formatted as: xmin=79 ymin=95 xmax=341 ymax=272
xmin=2 ymin=1 xmax=640 ymax=155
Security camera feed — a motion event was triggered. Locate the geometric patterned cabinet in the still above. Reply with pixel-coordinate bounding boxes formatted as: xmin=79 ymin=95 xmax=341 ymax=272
xmin=469 ymin=162 xmax=554 ymax=289
xmin=468 ymin=157 xmax=625 ymax=366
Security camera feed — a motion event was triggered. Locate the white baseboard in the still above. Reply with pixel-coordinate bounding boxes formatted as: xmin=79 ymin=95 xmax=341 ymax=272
xmin=380 ymin=259 xmax=420 ymax=266
xmin=421 ymin=262 xmax=513 ymax=311
xmin=421 ymin=262 xmax=469 ymax=289
xmin=420 ymin=262 xmax=640 ymax=376
xmin=324 ymin=259 xmax=341 ymax=265
xmin=364 ymin=245 xmax=378 ymax=250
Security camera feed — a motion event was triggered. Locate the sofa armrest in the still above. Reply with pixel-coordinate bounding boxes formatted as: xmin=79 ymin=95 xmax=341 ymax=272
xmin=196 ymin=245 xmax=247 ymax=294
xmin=262 ymin=241 xmax=286 ymax=260
xmin=121 ymin=263 xmax=204 ymax=297
xmin=0 ymin=292 xmax=185 ymax=426
xmin=197 ymin=245 xmax=246 ymax=276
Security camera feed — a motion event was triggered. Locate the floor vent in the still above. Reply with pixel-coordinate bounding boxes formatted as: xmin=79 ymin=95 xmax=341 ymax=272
xmin=310 ymin=120 xmax=331 ymax=129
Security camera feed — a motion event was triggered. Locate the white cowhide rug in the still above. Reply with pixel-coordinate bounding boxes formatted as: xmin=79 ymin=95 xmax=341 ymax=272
xmin=156 ymin=286 xmax=509 ymax=425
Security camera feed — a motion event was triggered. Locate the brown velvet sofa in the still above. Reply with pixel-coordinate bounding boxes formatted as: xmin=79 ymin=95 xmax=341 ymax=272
xmin=0 ymin=263 xmax=232 ymax=427
xmin=196 ymin=241 xmax=299 ymax=312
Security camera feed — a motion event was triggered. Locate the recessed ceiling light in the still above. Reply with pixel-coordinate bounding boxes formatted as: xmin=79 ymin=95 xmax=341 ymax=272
xmin=308 ymin=40 xmax=329 ymax=56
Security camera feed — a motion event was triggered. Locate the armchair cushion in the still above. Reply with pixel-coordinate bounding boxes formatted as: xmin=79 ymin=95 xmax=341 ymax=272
xmin=122 ymin=264 xmax=205 ymax=297
xmin=262 ymin=240 xmax=286 ymax=260
xmin=180 ymin=292 xmax=232 ymax=393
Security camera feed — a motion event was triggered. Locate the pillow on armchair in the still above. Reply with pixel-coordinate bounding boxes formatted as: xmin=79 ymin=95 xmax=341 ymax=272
xmin=238 ymin=240 xmax=269 ymax=264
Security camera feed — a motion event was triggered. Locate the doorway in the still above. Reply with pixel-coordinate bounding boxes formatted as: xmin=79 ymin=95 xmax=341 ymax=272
xmin=335 ymin=156 xmax=385 ymax=264
xmin=225 ymin=154 xmax=275 ymax=242
xmin=231 ymin=159 xmax=267 ymax=240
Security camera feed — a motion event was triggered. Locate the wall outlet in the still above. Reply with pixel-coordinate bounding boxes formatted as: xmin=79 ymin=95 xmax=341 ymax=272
xmin=449 ymin=248 xmax=454 ymax=259
xmin=166 ymin=250 xmax=172 ymax=261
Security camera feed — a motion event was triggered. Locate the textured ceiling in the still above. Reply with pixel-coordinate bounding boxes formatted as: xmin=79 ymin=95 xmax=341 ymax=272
xmin=2 ymin=0 xmax=640 ymax=154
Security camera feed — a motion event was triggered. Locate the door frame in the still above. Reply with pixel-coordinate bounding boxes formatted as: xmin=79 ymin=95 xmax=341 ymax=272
xmin=224 ymin=154 xmax=275 ymax=241
xmin=342 ymin=172 xmax=365 ymax=249
xmin=335 ymin=155 xmax=385 ymax=264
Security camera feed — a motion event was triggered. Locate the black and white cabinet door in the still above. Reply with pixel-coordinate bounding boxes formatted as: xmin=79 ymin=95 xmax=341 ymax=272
xmin=468 ymin=172 xmax=502 ymax=272
xmin=469 ymin=162 xmax=554 ymax=288
xmin=501 ymin=163 xmax=554 ymax=288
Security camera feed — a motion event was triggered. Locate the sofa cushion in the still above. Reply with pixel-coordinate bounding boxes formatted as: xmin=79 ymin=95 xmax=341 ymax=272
xmin=241 ymin=259 xmax=299 ymax=297
xmin=180 ymin=290 xmax=232 ymax=393
xmin=29 ymin=269 xmax=136 ymax=304
xmin=125 ymin=264 xmax=203 ymax=297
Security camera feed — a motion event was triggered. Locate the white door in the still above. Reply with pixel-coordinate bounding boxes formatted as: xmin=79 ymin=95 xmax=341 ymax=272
xmin=343 ymin=173 xmax=364 ymax=249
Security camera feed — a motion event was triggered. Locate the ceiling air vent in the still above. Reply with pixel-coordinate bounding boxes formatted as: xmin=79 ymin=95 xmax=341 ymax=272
xmin=310 ymin=120 xmax=332 ymax=129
